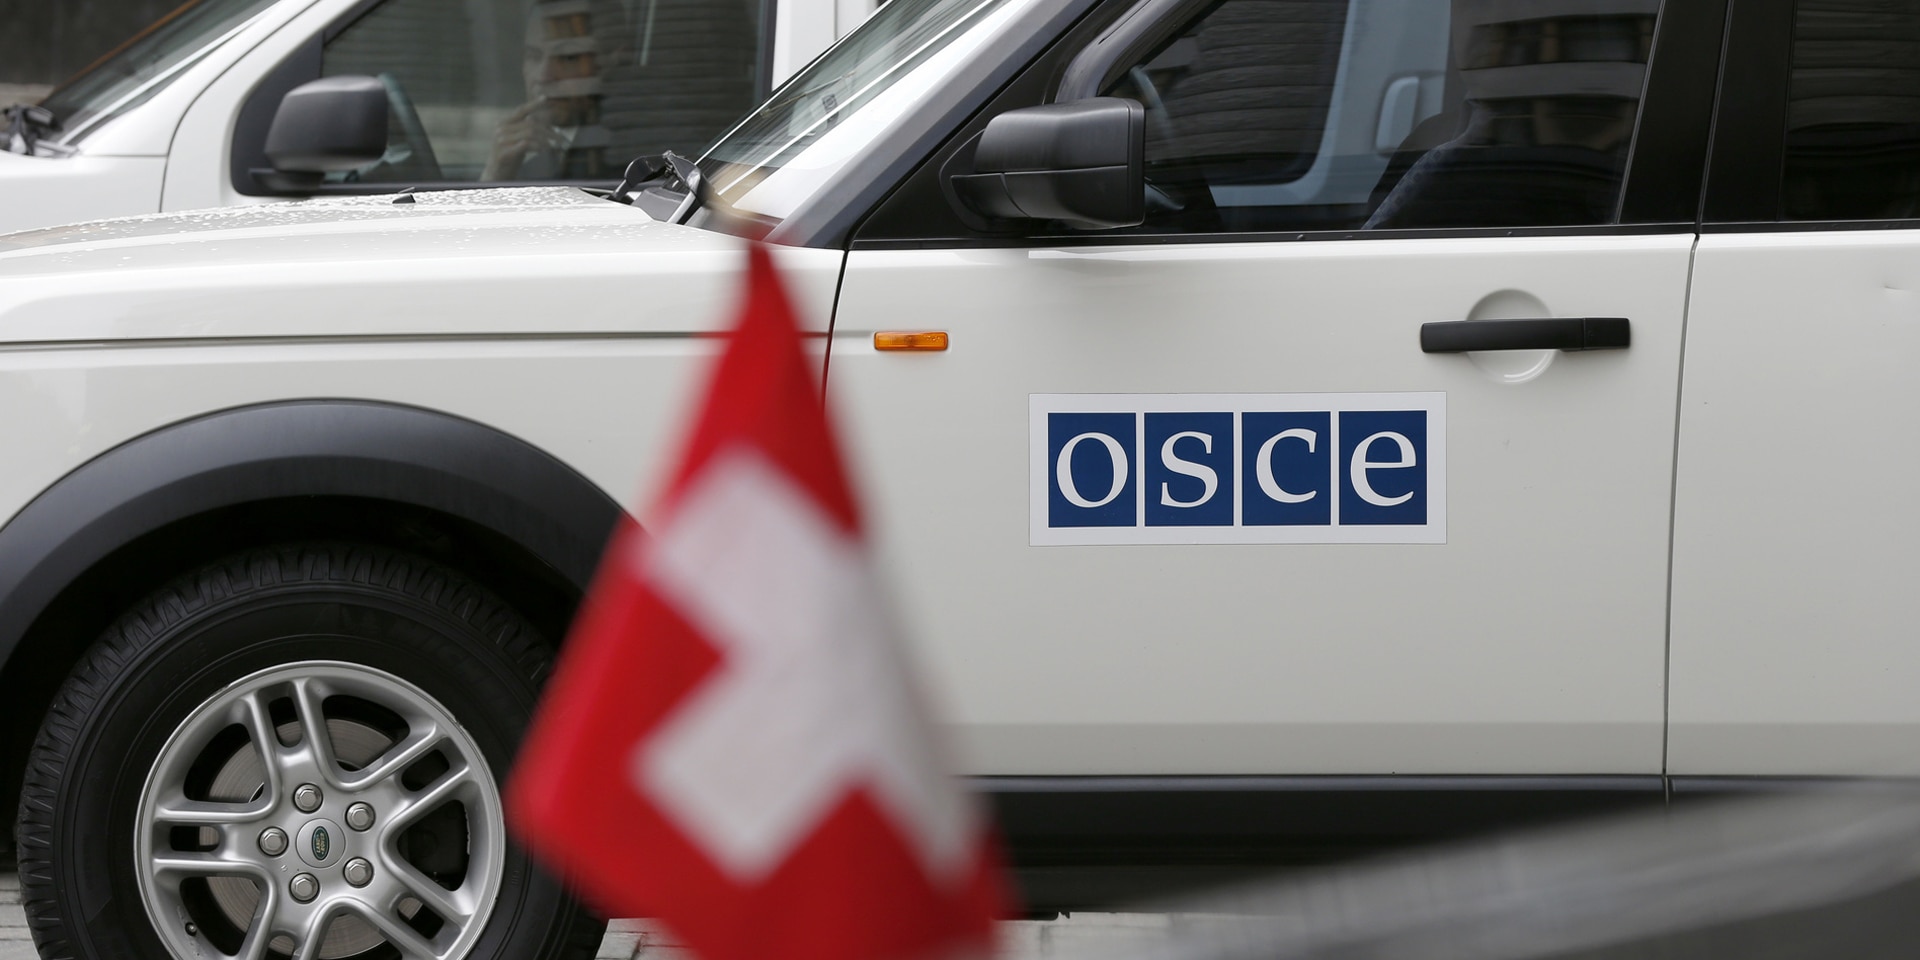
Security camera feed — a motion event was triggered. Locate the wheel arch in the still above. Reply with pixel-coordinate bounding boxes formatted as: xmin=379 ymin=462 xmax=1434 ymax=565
xmin=0 ymin=399 xmax=626 ymax=838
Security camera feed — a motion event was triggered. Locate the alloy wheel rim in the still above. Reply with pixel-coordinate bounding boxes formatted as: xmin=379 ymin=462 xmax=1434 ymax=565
xmin=135 ymin=661 xmax=505 ymax=960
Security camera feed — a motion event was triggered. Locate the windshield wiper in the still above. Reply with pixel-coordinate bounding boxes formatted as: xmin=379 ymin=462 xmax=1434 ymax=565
xmin=611 ymin=150 xmax=708 ymax=224
xmin=4 ymin=104 xmax=59 ymax=156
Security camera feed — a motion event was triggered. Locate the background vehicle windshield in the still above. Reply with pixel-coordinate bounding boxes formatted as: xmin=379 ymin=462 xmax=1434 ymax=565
xmin=40 ymin=0 xmax=279 ymax=143
xmin=699 ymin=0 xmax=1018 ymax=220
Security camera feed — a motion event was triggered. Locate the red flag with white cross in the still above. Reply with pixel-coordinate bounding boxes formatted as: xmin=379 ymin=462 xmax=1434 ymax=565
xmin=506 ymin=244 xmax=1008 ymax=960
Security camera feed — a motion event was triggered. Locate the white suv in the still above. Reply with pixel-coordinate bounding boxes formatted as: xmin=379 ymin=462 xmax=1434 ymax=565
xmin=6 ymin=0 xmax=1918 ymax=957
xmin=0 ymin=0 xmax=874 ymax=234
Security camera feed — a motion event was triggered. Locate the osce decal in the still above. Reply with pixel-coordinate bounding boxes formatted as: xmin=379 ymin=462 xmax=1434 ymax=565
xmin=1031 ymin=393 xmax=1445 ymax=545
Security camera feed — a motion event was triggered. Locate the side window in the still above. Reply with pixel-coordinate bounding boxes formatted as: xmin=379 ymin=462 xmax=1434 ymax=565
xmin=1099 ymin=0 xmax=1657 ymax=234
xmin=1782 ymin=0 xmax=1920 ymax=221
xmin=320 ymin=0 xmax=763 ymax=184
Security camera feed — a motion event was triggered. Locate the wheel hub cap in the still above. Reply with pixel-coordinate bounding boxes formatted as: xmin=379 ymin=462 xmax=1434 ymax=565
xmin=135 ymin=661 xmax=503 ymax=960
xmin=296 ymin=819 xmax=346 ymax=869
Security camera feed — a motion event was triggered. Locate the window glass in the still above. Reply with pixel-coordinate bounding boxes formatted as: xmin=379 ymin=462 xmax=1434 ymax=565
xmin=40 ymin=0 xmax=281 ymax=145
xmin=1783 ymin=0 xmax=1920 ymax=221
xmin=701 ymin=0 xmax=1020 ymax=215
xmin=1099 ymin=0 xmax=1657 ymax=234
xmin=321 ymin=0 xmax=763 ymax=184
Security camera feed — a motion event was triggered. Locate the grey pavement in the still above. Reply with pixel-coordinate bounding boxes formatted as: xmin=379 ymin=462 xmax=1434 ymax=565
xmin=2 ymin=858 xmax=27 ymax=960
xmin=0 ymin=855 xmax=1158 ymax=960
xmin=589 ymin=914 xmax=1174 ymax=960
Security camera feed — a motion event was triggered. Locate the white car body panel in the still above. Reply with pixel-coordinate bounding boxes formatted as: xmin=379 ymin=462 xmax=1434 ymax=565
xmin=833 ymin=235 xmax=1692 ymax=775
xmin=0 ymin=190 xmax=844 ymax=554
xmin=0 ymin=153 xmax=168 ymax=231
xmin=1670 ymin=229 xmax=1920 ymax=777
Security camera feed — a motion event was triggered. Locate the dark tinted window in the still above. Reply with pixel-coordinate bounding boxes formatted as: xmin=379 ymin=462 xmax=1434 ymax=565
xmin=1783 ymin=0 xmax=1920 ymax=221
xmin=1099 ymin=0 xmax=1657 ymax=235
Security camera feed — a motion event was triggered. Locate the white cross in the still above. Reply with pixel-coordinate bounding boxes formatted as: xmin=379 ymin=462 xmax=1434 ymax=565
xmin=633 ymin=448 xmax=975 ymax=885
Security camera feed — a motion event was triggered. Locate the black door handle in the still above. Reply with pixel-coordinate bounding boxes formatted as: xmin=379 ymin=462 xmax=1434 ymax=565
xmin=1420 ymin=317 xmax=1630 ymax=353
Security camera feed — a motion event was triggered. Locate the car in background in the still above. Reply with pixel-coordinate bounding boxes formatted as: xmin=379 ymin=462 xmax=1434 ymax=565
xmin=0 ymin=0 xmax=876 ymax=233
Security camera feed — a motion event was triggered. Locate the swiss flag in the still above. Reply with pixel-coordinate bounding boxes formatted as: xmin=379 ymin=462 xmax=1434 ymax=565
xmin=507 ymin=245 xmax=1008 ymax=960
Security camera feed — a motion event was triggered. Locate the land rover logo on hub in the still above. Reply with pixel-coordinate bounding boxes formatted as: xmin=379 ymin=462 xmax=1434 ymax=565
xmin=296 ymin=819 xmax=345 ymax=868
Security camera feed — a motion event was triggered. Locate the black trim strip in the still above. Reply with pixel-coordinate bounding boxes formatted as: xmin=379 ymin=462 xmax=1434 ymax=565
xmin=1701 ymin=0 xmax=1795 ymax=223
xmin=983 ymin=775 xmax=1666 ymax=850
xmin=1704 ymin=217 xmax=1920 ymax=234
xmin=1668 ymin=775 xmax=1914 ymax=796
xmin=1618 ymin=0 xmax=1732 ymax=224
xmin=851 ymin=221 xmax=1695 ymax=251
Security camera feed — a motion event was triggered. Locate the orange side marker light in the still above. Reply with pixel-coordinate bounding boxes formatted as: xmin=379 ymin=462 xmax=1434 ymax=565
xmin=874 ymin=331 xmax=949 ymax=352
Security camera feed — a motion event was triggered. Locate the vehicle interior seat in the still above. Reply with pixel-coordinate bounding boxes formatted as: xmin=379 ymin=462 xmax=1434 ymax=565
xmin=1363 ymin=5 xmax=1651 ymax=230
xmin=1364 ymin=105 xmax=1462 ymax=224
xmin=1780 ymin=0 xmax=1920 ymax=221
xmin=1362 ymin=118 xmax=1630 ymax=230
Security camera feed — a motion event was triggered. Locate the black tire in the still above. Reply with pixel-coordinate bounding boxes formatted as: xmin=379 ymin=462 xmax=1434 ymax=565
xmin=14 ymin=543 xmax=602 ymax=960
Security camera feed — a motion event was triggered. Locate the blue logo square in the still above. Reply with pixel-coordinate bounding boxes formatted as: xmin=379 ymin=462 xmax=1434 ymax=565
xmin=1242 ymin=411 xmax=1331 ymax=526
xmin=1048 ymin=413 xmax=1137 ymax=528
xmin=1339 ymin=410 xmax=1426 ymax=525
xmin=1145 ymin=412 xmax=1233 ymax=527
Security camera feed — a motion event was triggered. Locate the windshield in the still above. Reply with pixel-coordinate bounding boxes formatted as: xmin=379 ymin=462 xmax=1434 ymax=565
xmin=39 ymin=0 xmax=281 ymax=144
xmin=699 ymin=0 xmax=1021 ymax=221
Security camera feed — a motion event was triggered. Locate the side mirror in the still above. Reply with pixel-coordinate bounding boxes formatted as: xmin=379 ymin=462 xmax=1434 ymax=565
xmin=949 ymin=98 xmax=1144 ymax=230
xmin=259 ymin=76 xmax=389 ymax=189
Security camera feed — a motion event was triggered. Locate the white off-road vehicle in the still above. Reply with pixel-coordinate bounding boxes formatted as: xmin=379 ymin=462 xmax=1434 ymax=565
xmin=6 ymin=0 xmax=1919 ymax=957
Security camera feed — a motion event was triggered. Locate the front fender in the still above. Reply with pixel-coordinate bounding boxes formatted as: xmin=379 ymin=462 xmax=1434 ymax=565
xmin=0 ymin=398 xmax=626 ymax=672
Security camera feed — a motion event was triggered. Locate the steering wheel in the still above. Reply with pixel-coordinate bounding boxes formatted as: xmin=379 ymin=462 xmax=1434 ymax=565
xmin=1126 ymin=66 xmax=1179 ymax=145
xmin=375 ymin=72 xmax=443 ymax=182
xmin=1118 ymin=67 xmax=1217 ymax=225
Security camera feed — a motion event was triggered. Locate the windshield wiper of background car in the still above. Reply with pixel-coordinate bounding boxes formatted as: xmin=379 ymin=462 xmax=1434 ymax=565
xmin=613 ymin=151 xmax=711 ymax=224
xmin=612 ymin=151 xmax=778 ymax=240
xmin=4 ymin=104 xmax=60 ymax=156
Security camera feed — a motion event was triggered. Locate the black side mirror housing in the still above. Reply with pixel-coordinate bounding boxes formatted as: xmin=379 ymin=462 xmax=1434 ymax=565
xmin=260 ymin=75 xmax=389 ymax=187
xmin=950 ymin=98 xmax=1144 ymax=230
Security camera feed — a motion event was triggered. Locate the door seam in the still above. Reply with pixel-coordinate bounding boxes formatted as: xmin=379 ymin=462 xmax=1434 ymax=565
xmin=1661 ymin=233 xmax=1701 ymax=778
xmin=819 ymin=251 xmax=850 ymax=397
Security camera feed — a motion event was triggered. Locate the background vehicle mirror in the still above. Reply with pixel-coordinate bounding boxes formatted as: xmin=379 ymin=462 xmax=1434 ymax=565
xmin=949 ymin=98 xmax=1144 ymax=230
xmin=260 ymin=76 xmax=388 ymax=188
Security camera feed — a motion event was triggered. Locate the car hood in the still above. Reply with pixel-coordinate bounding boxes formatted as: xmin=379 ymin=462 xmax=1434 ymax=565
xmin=0 ymin=187 xmax=627 ymax=256
xmin=0 ymin=187 xmax=833 ymax=342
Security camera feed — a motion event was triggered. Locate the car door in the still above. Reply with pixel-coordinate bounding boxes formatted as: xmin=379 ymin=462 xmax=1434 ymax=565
xmin=829 ymin=0 xmax=1722 ymax=776
xmin=1670 ymin=0 xmax=1920 ymax=777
